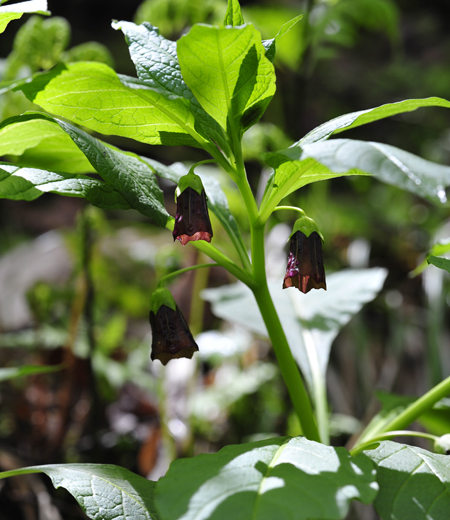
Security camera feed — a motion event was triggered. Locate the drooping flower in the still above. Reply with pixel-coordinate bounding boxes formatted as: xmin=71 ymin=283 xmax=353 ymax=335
xmin=149 ymin=287 xmax=199 ymax=365
xmin=173 ymin=172 xmax=213 ymax=246
xmin=283 ymin=216 xmax=326 ymax=294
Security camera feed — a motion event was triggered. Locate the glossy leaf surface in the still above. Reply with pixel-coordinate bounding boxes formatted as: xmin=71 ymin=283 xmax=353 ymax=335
xmin=0 ymin=0 xmax=49 ymax=34
xmin=156 ymin=436 xmax=377 ymax=520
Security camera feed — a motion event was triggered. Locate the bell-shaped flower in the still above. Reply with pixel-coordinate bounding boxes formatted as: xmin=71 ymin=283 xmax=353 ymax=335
xmin=173 ymin=172 xmax=213 ymax=246
xmin=149 ymin=287 xmax=199 ymax=365
xmin=283 ymin=216 xmax=326 ymax=294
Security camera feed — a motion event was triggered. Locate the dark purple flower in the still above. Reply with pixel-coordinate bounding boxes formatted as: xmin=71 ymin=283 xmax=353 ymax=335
xmin=283 ymin=231 xmax=326 ymax=294
xmin=149 ymin=304 xmax=199 ymax=365
xmin=173 ymin=186 xmax=213 ymax=246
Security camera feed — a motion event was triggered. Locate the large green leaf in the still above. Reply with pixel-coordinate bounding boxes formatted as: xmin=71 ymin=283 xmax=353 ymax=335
xmin=0 ymin=464 xmax=159 ymax=520
xmin=155 ymin=436 xmax=377 ymax=520
xmin=202 ymin=268 xmax=387 ymax=390
xmin=0 ymin=163 xmax=132 ymax=209
xmin=0 ymin=364 xmax=63 ymax=382
xmin=260 ymin=138 xmax=450 ymax=221
xmin=0 ymin=0 xmax=50 ymax=34
xmin=365 ymin=441 xmax=450 ymax=520
xmin=177 ymin=24 xmax=276 ymax=135
xmin=0 ymin=113 xmax=170 ymax=225
xmin=143 ymin=159 xmax=247 ymax=263
xmin=0 ymin=115 xmax=94 ymax=173
xmin=299 ymin=97 xmax=450 ymax=145
xmin=112 ymin=20 xmax=227 ymax=152
xmin=17 ymin=62 xmax=206 ymax=147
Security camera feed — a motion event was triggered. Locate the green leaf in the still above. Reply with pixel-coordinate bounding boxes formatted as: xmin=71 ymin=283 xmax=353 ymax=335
xmin=0 ymin=0 xmax=50 ymax=34
xmin=224 ymin=0 xmax=244 ymax=26
xmin=428 ymin=255 xmax=450 ymax=274
xmin=0 ymin=112 xmax=170 ymax=225
xmin=261 ymin=139 xmax=450 ymax=222
xmin=0 ymin=163 xmax=132 ymax=210
xmin=111 ymin=20 xmax=227 ymax=151
xmin=411 ymin=239 xmax=450 ymax=277
xmin=177 ymin=24 xmax=276 ymax=134
xmin=17 ymin=62 xmax=206 ymax=147
xmin=300 ymin=97 xmax=450 ymax=145
xmin=143 ymin=159 xmax=247 ymax=262
xmin=262 ymin=15 xmax=303 ymax=63
xmin=0 ymin=364 xmax=63 ymax=382
xmin=202 ymin=269 xmax=387 ymax=391
xmin=0 ymin=464 xmax=159 ymax=520
xmin=155 ymin=436 xmax=377 ymax=520
xmin=365 ymin=441 xmax=450 ymax=520
xmin=0 ymin=114 xmax=94 ymax=173
xmin=63 ymin=42 xmax=114 ymax=67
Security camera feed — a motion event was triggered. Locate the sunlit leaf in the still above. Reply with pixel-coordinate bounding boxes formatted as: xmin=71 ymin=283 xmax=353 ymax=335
xmin=17 ymin=62 xmax=206 ymax=147
xmin=262 ymin=14 xmax=302 ymax=62
xmin=0 ymin=0 xmax=50 ymax=34
xmin=365 ymin=441 xmax=450 ymax=520
xmin=224 ymin=0 xmax=244 ymax=26
xmin=155 ymin=436 xmax=377 ymax=520
xmin=177 ymin=24 xmax=276 ymax=134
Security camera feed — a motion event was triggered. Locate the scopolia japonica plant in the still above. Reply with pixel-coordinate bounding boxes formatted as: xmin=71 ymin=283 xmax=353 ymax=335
xmin=2 ymin=0 xmax=450 ymax=519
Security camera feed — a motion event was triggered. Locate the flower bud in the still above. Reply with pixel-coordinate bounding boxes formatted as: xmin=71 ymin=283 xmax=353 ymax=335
xmin=149 ymin=287 xmax=199 ymax=365
xmin=283 ymin=216 xmax=326 ymax=294
xmin=173 ymin=172 xmax=213 ymax=246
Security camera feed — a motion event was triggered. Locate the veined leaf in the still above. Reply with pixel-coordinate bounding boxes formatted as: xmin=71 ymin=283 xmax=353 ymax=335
xmin=17 ymin=62 xmax=206 ymax=147
xmin=260 ymin=139 xmax=450 ymax=222
xmin=0 ymin=163 xmax=132 ymax=210
xmin=155 ymin=436 xmax=377 ymax=520
xmin=177 ymin=24 xmax=276 ymax=135
xmin=0 ymin=113 xmax=170 ymax=225
xmin=112 ymin=20 xmax=228 ymax=152
xmin=0 ymin=364 xmax=63 ymax=382
xmin=365 ymin=441 xmax=450 ymax=520
xmin=224 ymin=0 xmax=244 ymax=26
xmin=0 ymin=0 xmax=50 ymax=34
xmin=0 ymin=464 xmax=159 ymax=520
xmin=300 ymin=97 xmax=450 ymax=145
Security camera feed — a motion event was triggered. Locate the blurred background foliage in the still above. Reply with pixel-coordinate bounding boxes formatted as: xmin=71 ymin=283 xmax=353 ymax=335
xmin=1 ymin=0 xmax=450 ymax=518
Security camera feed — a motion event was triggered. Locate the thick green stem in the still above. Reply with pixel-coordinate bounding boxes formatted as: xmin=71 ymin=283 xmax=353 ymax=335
xmin=353 ymin=374 xmax=450 ymax=450
xmin=251 ymin=224 xmax=320 ymax=442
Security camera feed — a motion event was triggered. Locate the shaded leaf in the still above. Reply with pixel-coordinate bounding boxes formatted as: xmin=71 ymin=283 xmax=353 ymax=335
xmin=365 ymin=441 xmax=450 ymax=520
xmin=112 ymin=20 xmax=227 ymax=152
xmin=299 ymin=97 xmax=450 ymax=145
xmin=0 ymin=464 xmax=159 ymax=520
xmin=177 ymin=24 xmax=276 ymax=134
xmin=411 ymin=239 xmax=450 ymax=277
xmin=0 ymin=364 xmax=63 ymax=382
xmin=17 ymin=62 xmax=205 ymax=147
xmin=224 ymin=0 xmax=244 ymax=26
xmin=428 ymin=255 xmax=450 ymax=274
xmin=0 ymin=163 xmax=132 ymax=210
xmin=155 ymin=436 xmax=377 ymax=520
xmin=0 ymin=0 xmax=50 ymax=34
xmin=261 ymin=139 xmax=450 ymax=221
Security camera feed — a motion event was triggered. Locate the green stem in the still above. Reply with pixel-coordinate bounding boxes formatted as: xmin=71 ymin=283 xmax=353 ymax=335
xmin=251 ymin=224 xmax=320 ymax=442
xmin=350 ymin=430 xmax=438 ymax=456
xmin=157 ymin=263 xmax=217 ymax=288
xmin=352 ymin=374 xmax=450 ymax=450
